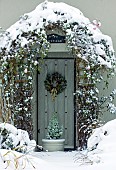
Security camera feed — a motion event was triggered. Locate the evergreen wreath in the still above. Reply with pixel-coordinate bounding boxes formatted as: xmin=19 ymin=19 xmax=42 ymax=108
xmin=44 ymin=72 xmax=67 ymax=101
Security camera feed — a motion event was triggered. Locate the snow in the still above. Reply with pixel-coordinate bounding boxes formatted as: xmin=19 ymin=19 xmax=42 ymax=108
xmin=87 ymin=119 xmax=116 ymax=152
xmin=0 ymin=1 xmax=116 ymax=168
xmin=0 ymin=1 xmax=115 ymax=68
xmin=0 ymin=119 xmax=116 ymax=169
xmin=0 ymin=123 xmax=36 ymax=151
xmin=0 ymin=123 xmax=17 ymax=135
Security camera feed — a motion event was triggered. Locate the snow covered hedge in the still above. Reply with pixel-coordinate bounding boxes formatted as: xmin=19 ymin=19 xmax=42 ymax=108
xmin=0 ymin=123 xmax=36 ymax=153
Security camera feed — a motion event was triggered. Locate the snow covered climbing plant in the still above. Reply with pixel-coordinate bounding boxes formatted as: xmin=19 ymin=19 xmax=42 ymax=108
xmin=0 ymin=1 xmax=116 ymax=147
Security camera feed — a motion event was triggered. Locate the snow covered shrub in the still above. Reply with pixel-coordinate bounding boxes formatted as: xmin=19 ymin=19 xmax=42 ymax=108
xmin=0 ymin=123 xmax=36 ymax=153
xmin=46 ymin=113 xmax=63 ymax=139
xmin=87 ymin=119 xmax=116 ymax=152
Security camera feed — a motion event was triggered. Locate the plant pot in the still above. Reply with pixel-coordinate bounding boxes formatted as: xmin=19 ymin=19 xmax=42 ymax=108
xmin=42 ymin=139 xmax=65 ymax=152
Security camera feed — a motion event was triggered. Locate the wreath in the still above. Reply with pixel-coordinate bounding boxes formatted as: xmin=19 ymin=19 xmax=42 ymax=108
xmin=44 ymin=72 xmax=67 ymax=101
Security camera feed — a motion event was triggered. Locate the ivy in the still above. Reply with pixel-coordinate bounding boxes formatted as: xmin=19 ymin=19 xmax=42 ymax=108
xmin=0 ymin=2 xmax=116 ymax=147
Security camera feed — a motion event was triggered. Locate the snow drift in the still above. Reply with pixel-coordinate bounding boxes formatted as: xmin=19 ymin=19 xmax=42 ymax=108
xmin=87 ymin=119 xmax=116 ymax=152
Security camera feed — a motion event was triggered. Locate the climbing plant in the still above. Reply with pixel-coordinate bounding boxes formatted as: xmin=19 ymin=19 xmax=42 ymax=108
xmin=0 ymin=1 xmax=116 ymax=147
xmin=75 ymin=58 xmax=116 ymax=148
xmin=0 ymin=30 xmax=50 ymax=138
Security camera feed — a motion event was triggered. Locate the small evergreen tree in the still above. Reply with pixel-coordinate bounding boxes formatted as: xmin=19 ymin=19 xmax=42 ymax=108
xmin=46 ymin=113 xmax=63 ymax=139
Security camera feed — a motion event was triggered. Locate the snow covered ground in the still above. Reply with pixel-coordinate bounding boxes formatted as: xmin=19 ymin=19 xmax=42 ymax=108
xmin=0 ymin=119 xmax=116 ymax=170
xmin=0 ymin=148 xmax=116 ymax=170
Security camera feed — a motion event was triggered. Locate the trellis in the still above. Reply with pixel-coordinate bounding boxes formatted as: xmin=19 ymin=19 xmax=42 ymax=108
xmin=75 ymin=58 xmax=100 ymax=148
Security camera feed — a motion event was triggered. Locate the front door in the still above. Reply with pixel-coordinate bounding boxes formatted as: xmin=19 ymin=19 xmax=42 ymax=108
xmin=37 ymin=52 xmax=74 ymax=149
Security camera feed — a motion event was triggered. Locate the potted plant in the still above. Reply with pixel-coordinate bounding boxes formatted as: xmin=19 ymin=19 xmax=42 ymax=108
xmin=42 ymin=113 xmax=65 ymax=151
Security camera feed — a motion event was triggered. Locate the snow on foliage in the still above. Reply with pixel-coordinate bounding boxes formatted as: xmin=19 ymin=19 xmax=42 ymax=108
xmin=0 ymin=123 xmax=36 ymax=153
xmin=0 ymin=0 xmax=115 ymax=68
xmin=46 ymin=113 xmax=63 ymax=139
xmin=87 ymin=119 xmax=116 ymax=152
xmin=0 ymin=1 xmax=116 ymax=149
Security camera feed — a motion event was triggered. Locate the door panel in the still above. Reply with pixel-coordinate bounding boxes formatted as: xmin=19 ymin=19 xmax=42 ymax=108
xmin=37 ymin=53 xmax=74 ymax=149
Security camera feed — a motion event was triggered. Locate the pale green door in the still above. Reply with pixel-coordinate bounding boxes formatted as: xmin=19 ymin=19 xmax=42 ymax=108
xmin=37 ymin=52 xmax=74 ymax=149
